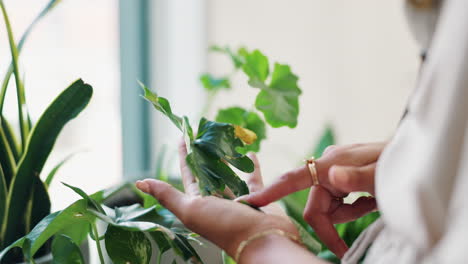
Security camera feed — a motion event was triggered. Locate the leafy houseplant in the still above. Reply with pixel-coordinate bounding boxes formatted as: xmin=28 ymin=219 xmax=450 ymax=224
xmin=0 ymin=0 xmax=378 ymax=262
xmin=0 ymin=0 xmax=93 ymax=262
xmin=0 ymin=1 xmax=204 ymax=263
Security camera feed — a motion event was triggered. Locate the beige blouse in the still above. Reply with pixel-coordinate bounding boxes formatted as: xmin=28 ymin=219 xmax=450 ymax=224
xmin=343 ymin=0 xmax=468 ymax=263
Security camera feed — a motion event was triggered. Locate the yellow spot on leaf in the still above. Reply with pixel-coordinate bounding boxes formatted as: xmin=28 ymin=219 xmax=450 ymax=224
xmin=234 ymin=125 xmax=257 ymax=145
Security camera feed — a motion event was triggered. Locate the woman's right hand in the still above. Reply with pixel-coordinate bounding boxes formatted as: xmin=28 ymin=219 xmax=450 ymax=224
xmin=238 ymin=142 xmax=386 ymax=258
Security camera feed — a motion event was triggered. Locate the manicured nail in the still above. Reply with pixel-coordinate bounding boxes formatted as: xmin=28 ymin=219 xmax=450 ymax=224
xmin=136 ymin=181 xmax=149 ymax=193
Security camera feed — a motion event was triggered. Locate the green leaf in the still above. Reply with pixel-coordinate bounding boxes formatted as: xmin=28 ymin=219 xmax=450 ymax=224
xmin=312 ymin=126 xmax=335 ymax=158
xmin=45 ymin=153 xmax=78 ymax=187
xmin=141 ymin=84 xmax=183 ymax=131
xmin=216 ymin=107 xmax=267 ymax=153
xmin=0 ymin=200 xmax=95 ymax=261
xmin=188 ymin=118 xmax=252 ymax=196
xmin=291 ymin=218 xmax=321 ymax=254
xmin=0 ymin=117 xmax=19 ymax=162
xmin=222 ymin=251 xmax=236 ymax=264
xmin=195 ymin=118 xmax=254 ymax=172
xmin=337 ymin=211 xmax=380 ymax=246
xmin=0 ymin=0 xmax=63 ymax=114
xmin=62 ymin=182 xmax=106 ymax=214
xmin=105 ymin=225 xmax=153 ymax=264
xmin=51 ymin=234 xmax=85 ymax=264
xmin=171 ymin=234 xmax=203 ymax=264
xmin=0 ymin=164 xmax=6 ymax=240
xmin=200 ymin=74 xmax=230 ymax=91
xmin=255 ymin=63 xmax=301 ymax=128
xmin=149 ymin=231 xmax=172 ymax=255
xmin=2 ymin=79 xmax=92 ymax=247
xmin=0 ymin=1 xmax=29 ymax=146
xmin=26 ymin=177 xmax=51 ymax=236
xmin=242 ymin=50 xmax=269 ymax=85
xmin=0 ymin=121 xmax=15 ymax=187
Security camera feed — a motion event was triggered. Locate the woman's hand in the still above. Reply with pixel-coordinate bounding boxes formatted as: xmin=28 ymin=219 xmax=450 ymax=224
xmin=135 ymin=141 xmax=299 ymax=259
xmin=239 ymin=142 xmax=386 ymax=258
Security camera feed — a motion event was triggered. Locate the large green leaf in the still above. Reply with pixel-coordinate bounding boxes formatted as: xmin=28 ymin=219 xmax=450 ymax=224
xmin=254 ymin=63 xmax=301 ymax=128
xmin=27 ymin=178 xmax=51 ymax=234
xmin=216 ymin=107 xmax=266 ymax=153
xmin=0 ymin=200 xmax=95 ymax=261
xmin=51 ymin=234 xmax=85 ymax=264
xmin=143 ymin=88 xmax=252 ymax=197
xmin=187 ymin=118 xmax=252 ymax=196
xmin=105 ymin=225 xmax=152 ymax=264
xmin=2 ymin=79 xmax=92 ymax=247
xmin=242 ymin=50 xmax=269 ymax=86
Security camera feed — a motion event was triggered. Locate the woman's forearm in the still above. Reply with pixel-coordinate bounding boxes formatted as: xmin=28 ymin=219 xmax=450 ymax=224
xmin=239 ymin=234 xmax=328 ymax=264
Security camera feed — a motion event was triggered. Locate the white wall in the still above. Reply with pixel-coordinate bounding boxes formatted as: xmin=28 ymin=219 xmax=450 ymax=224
xmin=206 ymin=0 xmax=420 ymax=183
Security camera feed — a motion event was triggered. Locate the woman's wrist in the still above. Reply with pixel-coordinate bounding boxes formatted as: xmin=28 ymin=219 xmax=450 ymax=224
xmin=237 ymin=233 xmax=292 ymax=263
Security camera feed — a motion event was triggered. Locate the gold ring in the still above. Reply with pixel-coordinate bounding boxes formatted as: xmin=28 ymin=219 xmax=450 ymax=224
xmin=305 ymin=157 xmax=319 ymax=186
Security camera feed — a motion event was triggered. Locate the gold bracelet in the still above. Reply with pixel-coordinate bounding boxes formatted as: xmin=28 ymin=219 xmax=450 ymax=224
xmin=234 ymin=229 xmax=301 ymax=263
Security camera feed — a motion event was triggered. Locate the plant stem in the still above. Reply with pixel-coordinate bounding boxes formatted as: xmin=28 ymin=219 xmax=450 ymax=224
xmin=156 ymin=250 xmax=163 ymax=264
xmin=91 ymin=222 xmax=105 ymax=264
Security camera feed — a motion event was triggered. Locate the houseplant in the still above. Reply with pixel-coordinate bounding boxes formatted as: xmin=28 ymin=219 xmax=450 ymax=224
xmin=0 ymin=0 xmax=378 ymax=261
xmin=0 ymin=2 xmax=204 ymax=263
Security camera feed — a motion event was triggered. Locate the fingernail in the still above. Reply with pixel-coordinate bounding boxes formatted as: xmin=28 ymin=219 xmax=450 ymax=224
xmin=136 ymin=181 xmax=149 ymax=193
xmin=234 ymin=195 xmax=248 ymax=202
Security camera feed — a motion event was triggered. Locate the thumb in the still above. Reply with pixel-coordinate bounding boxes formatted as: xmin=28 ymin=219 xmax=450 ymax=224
xmin=329 ymin=163 xmax=375 ymax=194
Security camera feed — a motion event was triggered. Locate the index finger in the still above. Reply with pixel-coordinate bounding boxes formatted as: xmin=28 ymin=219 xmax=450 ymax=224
xmin=178 ymin=139 xmax=200 ymax=196
xmin=241 ymin=165 xmax=312 ymax=207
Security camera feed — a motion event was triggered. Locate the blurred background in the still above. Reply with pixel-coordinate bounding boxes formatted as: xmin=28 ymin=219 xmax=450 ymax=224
xmin=0 ymin=0 xmax=419 ymax=211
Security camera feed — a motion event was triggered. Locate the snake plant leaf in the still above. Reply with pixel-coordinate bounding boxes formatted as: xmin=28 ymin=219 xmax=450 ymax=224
xmin=51 ymin=234 xmax=85 ymax=264
xmin=216 ymin=107 xmax=267 ymax=153
xmin=0 ymin=124 xmax=15 ymax=186
xmin=0 ymin=1 xmax=30 ymax=146
xmin=0 ymin=164 xmax=6 ymax=232
xmin=45 ymin=153 xmax=77 ymax=187
xmin=0 ymin=117 xmax=19 ymax=162
xmin=3 ymin=79 xmax=92 ymax=247
xmin=26 ymin=177 xmax=51 ymax=235
xmin=0 ymin=200 xmax=95 ymax=261
xmin=0 ymin=0 xmax=63 ymax=114
xmin=141 ymin=84 xmax=183 ymax=131
xmin=105 ymin=225 xmax=153 ymax=264
xmin=255 ymin=63 xmax=301 ymax=128
xmin=200 ymin=74 xmax=230 ymax=91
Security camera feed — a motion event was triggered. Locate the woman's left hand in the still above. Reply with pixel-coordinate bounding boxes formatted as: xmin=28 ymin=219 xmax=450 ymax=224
xmin=135 ymin=141 xmax=298 ymax=259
